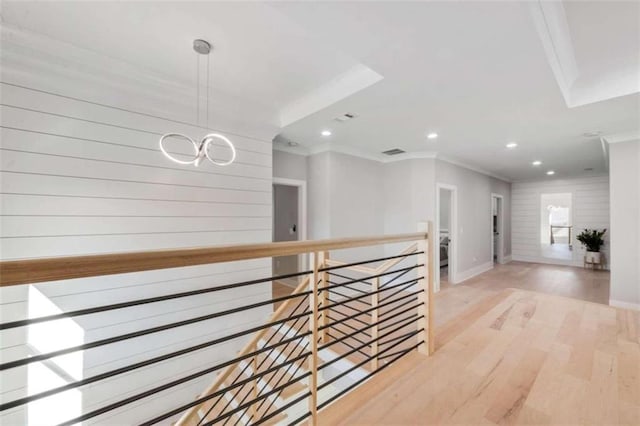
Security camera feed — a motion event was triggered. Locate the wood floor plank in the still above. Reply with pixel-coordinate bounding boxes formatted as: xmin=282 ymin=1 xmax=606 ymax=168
xmin=318 ymin=289 xmax=639 ymax=426
xmin=484 ymin=348 xmax=547 ymax=424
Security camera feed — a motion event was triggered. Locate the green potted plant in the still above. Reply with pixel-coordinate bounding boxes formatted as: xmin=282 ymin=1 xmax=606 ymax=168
xmin=576 ymin=228 xmax=607 ymax=264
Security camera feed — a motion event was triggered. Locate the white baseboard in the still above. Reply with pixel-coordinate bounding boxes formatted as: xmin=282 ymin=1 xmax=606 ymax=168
xmin=453 ymin=261 xmax=493 ymax=284
xmin=511 ymin=255 xmax=610 ymax=270
xmin=609 ymin=299 xmax=640 ymax=311
xmin=501 ymin=255 xmax=512 ymax=264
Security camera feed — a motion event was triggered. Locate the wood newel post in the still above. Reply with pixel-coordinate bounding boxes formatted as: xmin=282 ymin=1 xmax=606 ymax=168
xmin=318 ymin=251 xmax=330 ymax=343
xmin=308 ymin=251 xmax=321 ymax=424
xmin=417 ymin=221 xmax=434 ymax=355
xmin=371 ymin=276 xmax=380 ymax=370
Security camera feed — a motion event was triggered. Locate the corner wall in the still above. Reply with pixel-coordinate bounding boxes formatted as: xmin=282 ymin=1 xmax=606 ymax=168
xmin=435 ymin=161 xmax=512 ymax=281
xmin=273 ymin=150 xmax=512 ymax=284
xmin=609 ymin=140 xmax=640 ymax=309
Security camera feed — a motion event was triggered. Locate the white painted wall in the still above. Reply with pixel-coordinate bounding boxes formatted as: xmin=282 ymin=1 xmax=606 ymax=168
xmin=0 ymin=81 xmax=274 ymax=424
xmin=273 ymin=149 xmax=307 ymax=182
xmin=512 ymin=176 xmax=610 ymax=268
xmin=435 ymin=160 xmax=512 ymax=281
xmin=609 ymin=140 xmax=640 ymax=309
xmin=273 ymin=151 xmax=512 ymax=284
xmin=306 ymin=152 xmax=331 ymax=241
xmin=306 ymin=151 xmax=386 ymax=261
xmin=328 ymin=152 xmax=385 ymax=259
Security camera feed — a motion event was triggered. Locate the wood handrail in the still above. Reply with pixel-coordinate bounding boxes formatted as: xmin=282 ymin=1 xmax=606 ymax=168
xmin=0 ymin=232 xmax=427 ymax=287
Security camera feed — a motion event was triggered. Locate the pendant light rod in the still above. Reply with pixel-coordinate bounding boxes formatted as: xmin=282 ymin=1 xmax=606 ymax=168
xmin=158 ymin=39 xmax=236 ymax=168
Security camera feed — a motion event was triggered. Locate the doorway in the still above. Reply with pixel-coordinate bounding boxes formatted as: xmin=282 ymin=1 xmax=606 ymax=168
xmin=272 ymin=178 xmax=307 ymax=287
xmin=539 ymin=192 xmax=573 ymax=261
xmin=491 ymin=194 xmax=504 ymax=264
xmin=436 ymin=184 xmax=457 ymax=290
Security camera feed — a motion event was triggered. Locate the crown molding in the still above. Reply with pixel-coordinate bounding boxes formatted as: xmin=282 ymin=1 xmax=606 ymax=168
xmin=308 ymin=142 xmax=386 ymax=162
xmin=279 ymin=64 xmax=383 ymax=128
xmin=603 ymin=131 xmax=640 ymax=144
xmin=273 ymin=143 xmax=312 ymax=156
xmin=271 ymin=140 xmax=511 ymax=182
xmin=529 ymin=0 xmax=578 ymax=108
xmin=435 ymin=153 xmax=512 ymax=183
xmin=382 ymin=151 xmax=438 ymax=163
xmin=512 ymin=173 xmax=609 ymax=185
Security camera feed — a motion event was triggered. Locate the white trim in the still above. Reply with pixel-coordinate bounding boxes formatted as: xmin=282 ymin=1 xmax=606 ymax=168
xmin=273 ymin=177 xmax=308 ymax=274
xmin=512 ymin=173 xmax=609 ymax=184
xmin=503 ymin=255 xmax=513 ymax=263
xmin=511 ymin=255 xmax=572 ymax=266
xmin=609 ymin=299 xmax=640 ymax=311
xmin=436 ymin=154 xmax=512 ymax=183
xmin=271 ymin=143 xmax=512 ymax=183
xmin=279 ymin=64 xmax=383 ymax=127
xmin=604 ymin=133 xmax=640 ymax=144
xmin=600 ymin=136 xmax=610 ymax=172
xmin=491 ymin=193 xmax=505 ymax=265
xmin=308 ymin=142 xmax=386 ymax=163
xmin=509 ymin=255 xmax=607 ymax=270
xmin=436 ymin=183 xmax=458 ymax=288
xmin=383 ymin=151 xmax=438 ymax=162
xmin=455 ymin=261 xmax=494 ymax=283
xmin=272 ymin=142 xmax=311 ymax=157
xmin=528 ymin=0 xmax=577 ymax=107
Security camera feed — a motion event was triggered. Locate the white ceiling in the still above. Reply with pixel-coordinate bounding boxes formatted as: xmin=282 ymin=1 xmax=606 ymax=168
xmin=0 ymin=1 xmax=362 ymax=115
xmin=272 ymin=1 xmax=640 ymax=181
xmin=1 ymin=1 xmax=639 ymax=181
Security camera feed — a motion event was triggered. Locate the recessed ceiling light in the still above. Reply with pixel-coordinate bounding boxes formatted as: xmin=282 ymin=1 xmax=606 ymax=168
xmin=546 ymin=170 xmax=555 ymax=175
xmin=427 ymin=132 xmax=438 ymax=140
xmin=321 ymin=130 xmax=332 ymax=136
xmin=532 ymin=160 xmax=542 ymax=166
xmin=506 ymin=142 xmax=518 ymax=149
xmin=287 ymin=141 xmax=299 ymax=147
xmin=582 ymin=131 xmax=602 ymax=138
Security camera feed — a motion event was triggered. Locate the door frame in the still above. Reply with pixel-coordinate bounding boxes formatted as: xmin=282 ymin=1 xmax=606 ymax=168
xmin=491 ymin=193 xmax=505 ymax=264
xmin=435 ymin=183 xmax=458 ymax=289
xmin=272 ymin=177 xmax=307 ymax=273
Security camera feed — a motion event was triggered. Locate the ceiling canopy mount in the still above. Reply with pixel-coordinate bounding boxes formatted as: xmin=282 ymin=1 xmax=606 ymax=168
xmin=193 ymin=39 xmax=211 ymax=55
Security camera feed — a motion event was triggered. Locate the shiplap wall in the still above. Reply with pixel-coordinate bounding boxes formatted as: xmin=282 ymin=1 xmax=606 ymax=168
xmin=511 ymin=176 xmax=610 ymax=268
xmin=0 ymin=81 xmax=274 ymax=425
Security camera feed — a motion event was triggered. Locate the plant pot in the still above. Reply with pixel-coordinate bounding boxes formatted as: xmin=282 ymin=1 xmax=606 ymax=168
xmin=585 ymin=251 xmax=601 ymax=264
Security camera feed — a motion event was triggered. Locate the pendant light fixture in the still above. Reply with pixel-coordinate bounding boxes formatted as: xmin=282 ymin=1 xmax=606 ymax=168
xmin=159 ymin=39 xmax=236 ymax=167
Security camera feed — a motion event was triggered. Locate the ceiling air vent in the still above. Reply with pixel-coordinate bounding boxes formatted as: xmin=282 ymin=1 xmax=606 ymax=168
xmin=382 ymin=148 xmax=406 ymax=156
xmin=334 ymin=113 xmax=357 ymax=123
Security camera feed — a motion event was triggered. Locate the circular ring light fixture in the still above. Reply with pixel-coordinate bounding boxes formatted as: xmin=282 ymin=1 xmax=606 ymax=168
xmin=204 ymin=133 xmax=237 ymax=166
xmin=159 ymin=40 xmax=237 ymax=168
xmin=159 ymin=132 xmax=237 ymax=167
xmin=159 ymin=133 xmax=200 ymax=165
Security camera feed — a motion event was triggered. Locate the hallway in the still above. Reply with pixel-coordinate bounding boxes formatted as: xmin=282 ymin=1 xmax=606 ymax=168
xmin=436 ymin=262 xmax=610 ymax=327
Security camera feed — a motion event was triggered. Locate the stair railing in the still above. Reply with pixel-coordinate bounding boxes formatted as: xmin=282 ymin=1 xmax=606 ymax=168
xmin=0 ymin=223 xmax=433 ymax=426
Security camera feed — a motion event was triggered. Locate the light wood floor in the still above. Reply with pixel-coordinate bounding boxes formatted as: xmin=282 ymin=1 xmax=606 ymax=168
xmin=275 ymin=262 xmax=611 ymax=329
xmin=319 ymin=289 xmax=640 ymax=425
xmin=436 ymin=261 xmax=610 ymax=327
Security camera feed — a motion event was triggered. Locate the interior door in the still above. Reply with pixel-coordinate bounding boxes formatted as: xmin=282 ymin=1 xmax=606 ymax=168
xmin=273 ymin=184 xmax=299 ymax=278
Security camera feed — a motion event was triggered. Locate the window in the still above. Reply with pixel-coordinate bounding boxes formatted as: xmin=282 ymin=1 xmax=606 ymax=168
xmin=540 ymin=193 xmax=573 ymax=260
